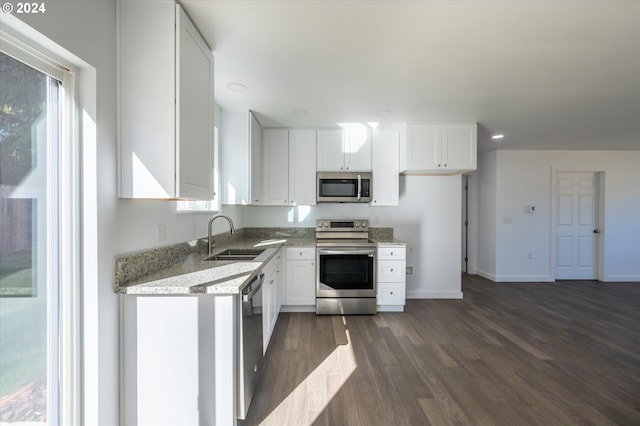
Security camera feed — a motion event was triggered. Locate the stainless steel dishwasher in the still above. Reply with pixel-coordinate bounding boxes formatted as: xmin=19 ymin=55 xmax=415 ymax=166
xmin=238 ymin=272 xmax=264 ymax=420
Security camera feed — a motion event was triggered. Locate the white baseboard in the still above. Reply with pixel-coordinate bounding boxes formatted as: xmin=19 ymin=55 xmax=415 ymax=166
xmin=377 ymin=305 xmax=404 ymax=312
xmin=493 ymin=275 xmax=555 ymax=282
xmin=280 ymin=305 xmax=315 ymax=313
xmin=406 ymin=291 xmax=463 ymax=299
xmin=604 ymin=275 xmax=640 ymax=282
xmin=477 ymin=270 xmax=496 ymax=281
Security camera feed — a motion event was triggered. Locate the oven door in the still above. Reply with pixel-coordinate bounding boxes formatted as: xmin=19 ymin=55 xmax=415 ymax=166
xmin=316 ymin=247 xmax=376 ymax=298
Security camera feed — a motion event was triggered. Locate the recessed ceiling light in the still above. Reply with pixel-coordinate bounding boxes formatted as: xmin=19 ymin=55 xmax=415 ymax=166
xmin=376 ymin=109 xmax=391 ymax=116
xmin=491 ymin=134 xmax=505 ymax=140
xmin=227 ymin=82 xmax=247 ymax=92
xmin=292 ymin=109 xmax=307 ymax=116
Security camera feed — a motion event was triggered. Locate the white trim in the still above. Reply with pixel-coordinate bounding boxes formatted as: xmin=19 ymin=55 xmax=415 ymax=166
xmin=477 ymin=269 xmax=497 ymax=281
xmin=1 ymin=13 xmax=95 ymax=426
xmin=406 ymin=291 xmax=463 ymax=299
xmin=490 ymin=275 xmax=555 ymax=283
xmin=604 ymin=275 xmax=640 ymax=282
xmin=279 ymin=305 xmax=316 ymax=312
xmin=376 ymin=305 xmax=404 ymax=312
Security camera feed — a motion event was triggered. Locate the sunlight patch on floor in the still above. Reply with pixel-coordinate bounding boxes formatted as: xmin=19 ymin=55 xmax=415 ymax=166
xmin=259 ymin=329 xmax=357 ymax=425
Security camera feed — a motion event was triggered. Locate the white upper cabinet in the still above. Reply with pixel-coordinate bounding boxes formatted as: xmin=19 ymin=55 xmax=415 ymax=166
xmin=221 ymin=110 xmax=262 ymax=205
xmin=262 ymin=129 xmax=316 ymax=206
xmin=371 ymin=129 xmax=400 ymax=206
xmin=402 ymin=123 xmax=477 ymax=174
xmin=316 ymin=129 xmax=372 ymax=172
xmin=118 ymin=1 xmax=214 ymax=199
xmin=288 ymin=130 xmax=317 ymax=206
xmin=262 ymin=129 xmax=289 ymax=205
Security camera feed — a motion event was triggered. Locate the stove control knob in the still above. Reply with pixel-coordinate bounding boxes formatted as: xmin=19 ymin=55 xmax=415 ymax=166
xmin=355 ymin=223 xmax=360 ymax=228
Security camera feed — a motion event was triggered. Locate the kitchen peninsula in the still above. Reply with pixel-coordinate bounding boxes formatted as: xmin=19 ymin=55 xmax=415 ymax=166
xmin=116 ymin=226 xmax=404 ymax=425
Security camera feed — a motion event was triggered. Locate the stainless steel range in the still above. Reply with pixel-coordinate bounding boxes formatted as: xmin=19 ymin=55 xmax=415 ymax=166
xmin=316 ymin=219 xmax=377 ymax=315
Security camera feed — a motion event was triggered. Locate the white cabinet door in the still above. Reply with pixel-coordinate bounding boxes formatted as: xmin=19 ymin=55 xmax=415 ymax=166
xmin=250 ymin=112 xmax=263 ymax=204
xmin=403 ymin=123 xmax=477 ymax=173
xmin=221 ymin=110 xmax=261 ymax=204
xmin=371 ymin=129 xmax=399 ymax=206
xmin=262 ymin=267 xmax=276 ymax=352
xmin=176 ymin=5 xmax=214 ymax=199
xmin=344 ymin=129 xmax=372 ymax=171
xmin=316 ymin=130 xmax=345 ymax=171
xmin=289 ymin=129 xmax=317 ymax=205
xmin=285 ymin=248 xmax=316 ymax=306
xmin=262 ymin=129 xmax=289 ymax=205
xmin=317 ymin=129 xmax=372 ymax=172
xmin=285 ymin=261 xmax=316 ymax=305
xmin=406 ymin=123 xmax=441 ymax=170
xmin=442 ymin=124 xmax=477 ymax=170
xmin=118 ymin=2 xmax=213 ymax=199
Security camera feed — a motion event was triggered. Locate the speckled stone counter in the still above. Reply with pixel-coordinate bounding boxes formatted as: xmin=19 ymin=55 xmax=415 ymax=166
xmin=115 ymin=228 xmax=316 ymax=295
xmin=114 ymin=226 xmax=403 ymax=296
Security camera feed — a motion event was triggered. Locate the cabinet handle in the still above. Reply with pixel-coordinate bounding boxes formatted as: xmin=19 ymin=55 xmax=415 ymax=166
xmin=311 ymin=262 xmax=314 ymax=266
xmin=390 ymin=252 xmax=394 ymax=255
xmin=390 ymin=268 xmax=394 ymax=272
xmin=340 ymin=166 xmax=344 ymax=170
xmin=284 ymin=200 xmax=287 ymax=203
xmin=438 ymin=164 xmax=441 ymax=167
xmin=269 ymin=280 xmax=274 ymax=285
xmin=390 ymin=291 xmax=394 ymax=295
xmin=444 ymin=163 xmax=447 ymax=167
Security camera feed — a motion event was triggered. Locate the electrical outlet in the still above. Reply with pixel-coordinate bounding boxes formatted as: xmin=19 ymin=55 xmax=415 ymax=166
xmin=406 ymin=266 xmax=414 ymax=275
xmin=156 ymin=223 xmax=166 ymax=242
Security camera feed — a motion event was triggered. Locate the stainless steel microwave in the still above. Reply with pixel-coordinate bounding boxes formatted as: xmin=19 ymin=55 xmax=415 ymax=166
xmin=317 ymin=172 xmax=372 ymax=203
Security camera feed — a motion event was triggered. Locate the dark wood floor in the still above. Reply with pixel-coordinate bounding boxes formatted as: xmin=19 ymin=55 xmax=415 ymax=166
xmin=240 ymin=275 xmax=640 ymax=425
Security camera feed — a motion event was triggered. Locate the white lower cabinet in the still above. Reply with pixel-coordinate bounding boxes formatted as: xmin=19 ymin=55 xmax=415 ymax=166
xmin=284 ymin=247 xmax=316 ymax=309
xmin=262 ymin=249 xmax=283 ymax=352
xmin=122 ymin=294 xmax=232 ymax=426
xmin=377 ymin=244 xmax=406 ymax=312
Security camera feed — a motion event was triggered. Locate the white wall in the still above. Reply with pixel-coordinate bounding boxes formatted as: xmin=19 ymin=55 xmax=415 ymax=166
xmin=16 ymin=5 xmax=242 ymax=425
xmin=242 ymin=174 xmax=464 ymax=298
xmin=476 ymin=150 xmax=640 ymax=282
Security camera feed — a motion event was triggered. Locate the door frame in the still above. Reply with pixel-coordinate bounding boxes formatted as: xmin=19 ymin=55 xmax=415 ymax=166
xmin=550 ymin=166 xmax=605 ymax=281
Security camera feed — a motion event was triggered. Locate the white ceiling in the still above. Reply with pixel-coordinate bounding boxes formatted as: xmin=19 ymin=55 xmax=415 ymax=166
xmin=182 ymin=0 xmax=640 ymax=153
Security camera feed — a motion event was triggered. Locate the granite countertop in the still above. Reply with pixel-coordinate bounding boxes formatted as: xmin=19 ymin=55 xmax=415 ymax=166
xmin=114 ymin=227 xmax=401 ymax=296
xmin=115 ymin=229 xmax=316 ymax=296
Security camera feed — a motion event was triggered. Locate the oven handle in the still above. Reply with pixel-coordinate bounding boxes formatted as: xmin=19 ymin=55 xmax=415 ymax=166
xmin=357 ymin=174 xmax=362 ymax=200
xmin=317 ymin=248 xmax=375 ymax=256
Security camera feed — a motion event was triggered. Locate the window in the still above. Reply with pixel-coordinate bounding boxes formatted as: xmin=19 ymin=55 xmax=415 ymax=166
xmin=0 ymin=35 xmax=74 ymax=425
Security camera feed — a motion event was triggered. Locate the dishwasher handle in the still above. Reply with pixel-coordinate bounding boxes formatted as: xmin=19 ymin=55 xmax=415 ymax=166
xmin=242 ymin=273 xmax=264 ymax=302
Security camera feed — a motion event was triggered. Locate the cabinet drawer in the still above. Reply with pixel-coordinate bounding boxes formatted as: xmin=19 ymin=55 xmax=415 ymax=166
xmin=377 ymin=283 xmax=405 ymax=305
xmin=377 ymin=260 xmax=405 ymax=282
xmin=377 ymin=246 xmax=406 ymax=260
xmin=286 ymin=247 xmax=315 ymax=260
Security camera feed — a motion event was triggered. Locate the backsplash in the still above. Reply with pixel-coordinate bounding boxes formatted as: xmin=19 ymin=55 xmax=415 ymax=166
xmin=114 ymin=226 xmax=393 ymax=290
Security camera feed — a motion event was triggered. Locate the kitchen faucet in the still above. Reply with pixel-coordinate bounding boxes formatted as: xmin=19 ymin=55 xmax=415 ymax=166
xmin=208 ymin=214 xmax=236 ymax=255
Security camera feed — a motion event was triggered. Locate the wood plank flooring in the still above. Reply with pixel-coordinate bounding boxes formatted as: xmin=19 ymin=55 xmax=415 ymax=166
xmin=239 ymin=275 xmax=640 ymax=425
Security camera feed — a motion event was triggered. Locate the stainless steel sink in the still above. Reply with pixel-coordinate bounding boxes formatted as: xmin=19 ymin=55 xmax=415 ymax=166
xmin=206 ymin=248 xmax=265 ymax=261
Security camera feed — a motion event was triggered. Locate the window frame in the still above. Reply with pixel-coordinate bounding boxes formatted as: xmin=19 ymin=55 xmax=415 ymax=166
xmin=1 ymin=20 xmax=81 ymax=426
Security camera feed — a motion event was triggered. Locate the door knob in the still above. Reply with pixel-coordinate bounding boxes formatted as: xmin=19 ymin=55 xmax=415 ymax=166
xmin=593 ymin=229 xmax=600 ymax=234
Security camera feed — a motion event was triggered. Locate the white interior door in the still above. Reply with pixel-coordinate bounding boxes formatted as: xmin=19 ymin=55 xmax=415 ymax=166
xmin=555 ymin=171 xmax=598 ymax=279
